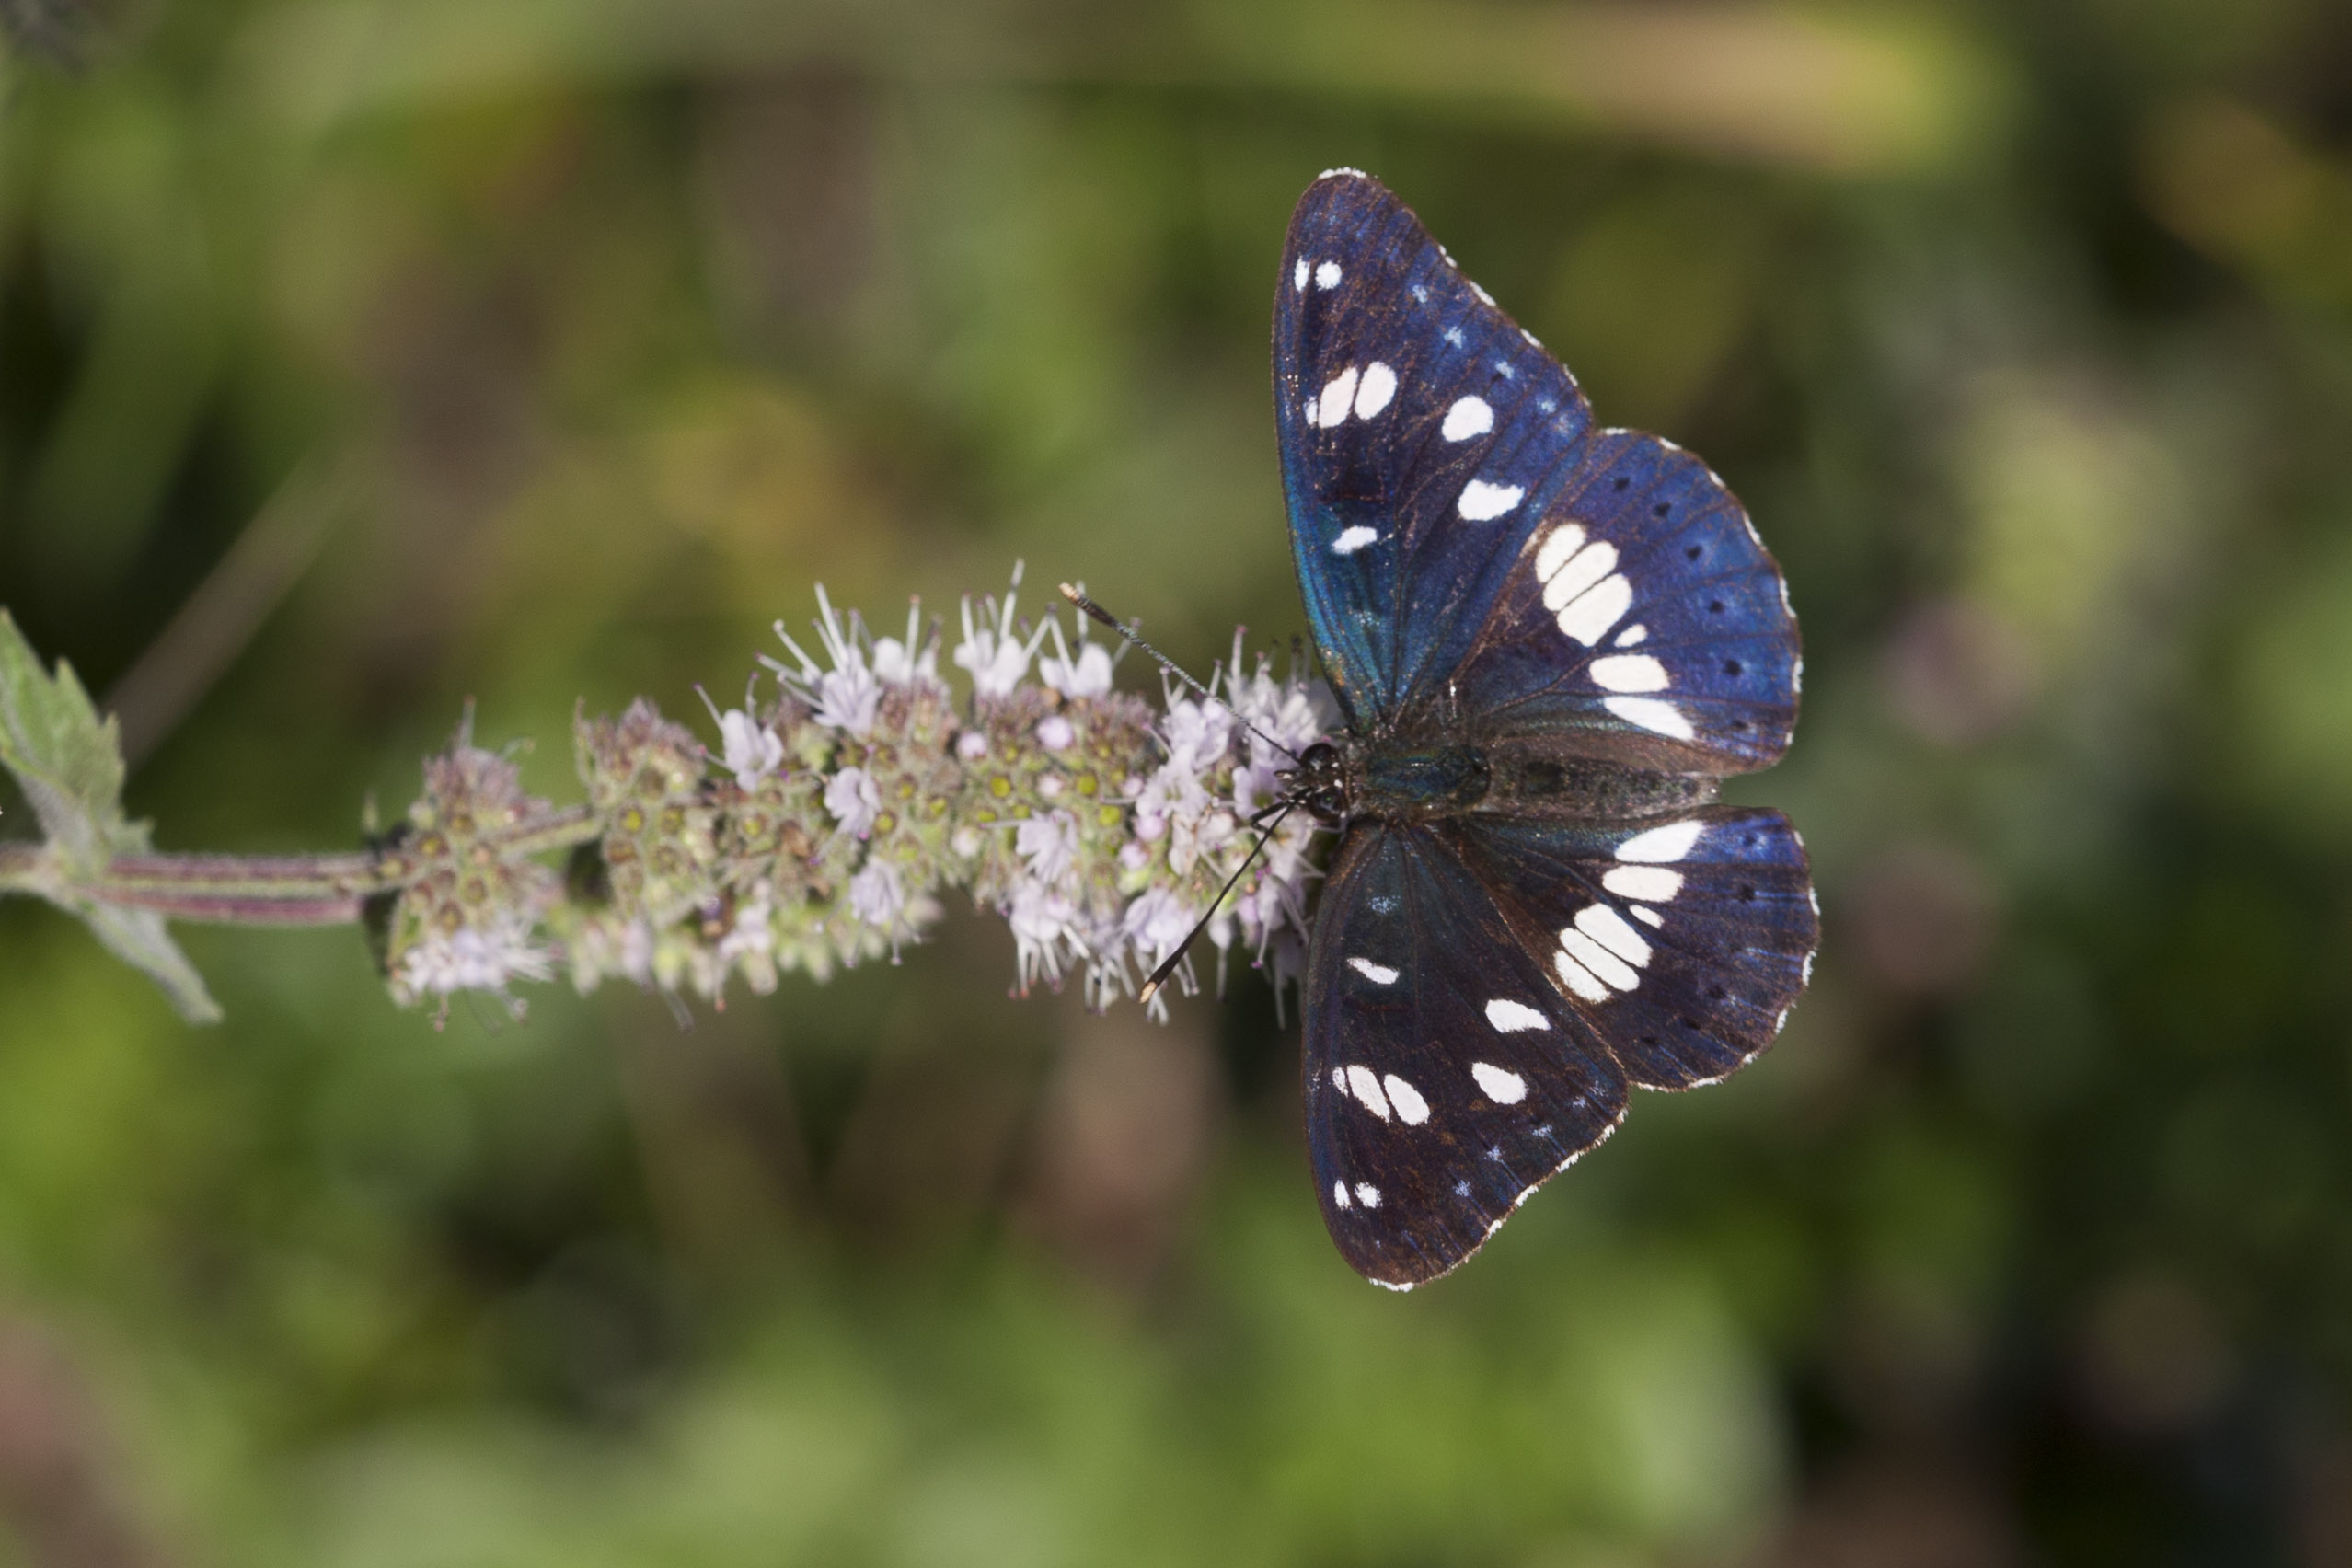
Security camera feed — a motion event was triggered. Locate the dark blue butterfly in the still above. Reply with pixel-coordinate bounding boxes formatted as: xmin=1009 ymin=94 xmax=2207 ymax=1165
xmin=1274 ymin=171 xmax=1818 ymax=1289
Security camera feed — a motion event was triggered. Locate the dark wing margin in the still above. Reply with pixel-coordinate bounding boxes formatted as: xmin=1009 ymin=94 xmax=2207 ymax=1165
xmin=1303 ymin=819 xmax=1629 ymax=1289
xmin=1275 ymin=170 xmax=1596 ymax=730
xmin=1302 ymin=808 xmax=1817 ymax=1289
xmin=1444 ymin=430 xmax=1803 ymax=774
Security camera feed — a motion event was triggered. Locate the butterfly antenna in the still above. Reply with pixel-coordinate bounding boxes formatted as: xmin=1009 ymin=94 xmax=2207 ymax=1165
xmin=1137 ymin=806 xmax=1292 ymax=1006
xmin=1057 ymin=583 xmax=1305 ymax=765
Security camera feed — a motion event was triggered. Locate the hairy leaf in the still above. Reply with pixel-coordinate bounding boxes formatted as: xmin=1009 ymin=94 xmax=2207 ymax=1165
xmin=0 ymin=610 xmax=220 ymax=1022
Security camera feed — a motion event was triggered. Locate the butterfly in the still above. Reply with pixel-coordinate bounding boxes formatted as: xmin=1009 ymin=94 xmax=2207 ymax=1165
xmin=1273 ymin=171 xmax=1818 ymax=1289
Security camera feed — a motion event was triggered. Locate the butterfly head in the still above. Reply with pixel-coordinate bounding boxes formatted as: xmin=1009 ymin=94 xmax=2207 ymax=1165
xmin=1282 ymin=742 xmax=1351 ymax=827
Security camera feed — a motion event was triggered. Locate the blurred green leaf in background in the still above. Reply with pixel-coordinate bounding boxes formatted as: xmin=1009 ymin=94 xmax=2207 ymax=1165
xmin=3 ymin=0 xmax=2352 ymax=1562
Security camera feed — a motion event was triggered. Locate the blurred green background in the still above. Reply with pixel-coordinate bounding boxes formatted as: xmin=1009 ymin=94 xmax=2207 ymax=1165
xmin=1 ymin=0 xmax=2349 ymax=1562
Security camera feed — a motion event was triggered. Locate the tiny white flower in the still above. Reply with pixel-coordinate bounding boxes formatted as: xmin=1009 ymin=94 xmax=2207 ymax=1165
xmin=1040 ymin=620 xmax=1114 ymax=698
xmin=825 ymin=766 xmax=881 ymax=837
xmin=956 ymin=731 xmax=989 ymax=761
xmin=772 ymin=585 xmax=882 ymax=735
xmin=1036 ymin=714 xmax=1075 ymax=752
xmin=397 ymin=912 xmax=552 ymax=997
xmin=848 ymin=859 xmax=906 ymax=928
xmin=953 ymin=566 xmax=1047 ymax=698
xmin=1017 ymin=810 xmax=1080 ymax=886
xmin=1008 ymin=878 xmax=1084 ymax=990
xmin=951 ymin=826 xmax=984 ymax=859
xmin=872 ymin=601 xmax=938 ymax=685
xmin=1122 ymin=885 xmax=1194 ymax=964
xmin=718 ymin=709 xmax=784 ymax=789
xmin=715 ymin=893 xmax=776 ymax=964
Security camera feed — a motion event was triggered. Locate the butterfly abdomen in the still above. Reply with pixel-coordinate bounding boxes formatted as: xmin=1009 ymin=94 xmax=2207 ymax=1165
xmin=1476 ymin=743 xmax=1719 ymax=821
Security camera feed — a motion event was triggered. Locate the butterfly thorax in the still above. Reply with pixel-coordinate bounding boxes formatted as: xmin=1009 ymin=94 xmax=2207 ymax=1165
xmin=1288 ymin=734 xmax=1718 ymax=828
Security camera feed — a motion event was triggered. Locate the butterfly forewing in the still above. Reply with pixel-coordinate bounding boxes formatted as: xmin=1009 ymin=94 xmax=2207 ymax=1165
xmin=1445 ymin=431 xmax=1802 ymax=773
xmin=1305 ymin=821 xmax=1631 ymax=1288
xmin=1277 ymin=172 xmax=1596 ymax=727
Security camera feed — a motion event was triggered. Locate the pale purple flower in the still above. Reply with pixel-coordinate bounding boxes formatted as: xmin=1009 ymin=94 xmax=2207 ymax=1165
xmin=1040 ymin=619 xmax=1115 ymax=698
xmin=825 ymin=766 xmax=881 ymax=836
xmin=1036 ymin=714 xmax=1075 ymax=752
xmin=953 ymin=568 xmax=1047 ymax=698
xmin=1008 ymin=879 xmax=1085 ymax=990
xmin=871 ymin=600 xmax=939 ymax=686
xmin=1122 ymin=885 xmax=1195 ymax=965
xmin=717 ymin=709 xmax=784 ymax=789
xmin=848 ymin=860 xmax=906 ymax=928
xmin=396 ymin=911 xmax=553 ymax=997
xmin=1016 ymin=810 xmax=1080 ymax=885
xmin=773 ymin=586 xmax=882 ymax=735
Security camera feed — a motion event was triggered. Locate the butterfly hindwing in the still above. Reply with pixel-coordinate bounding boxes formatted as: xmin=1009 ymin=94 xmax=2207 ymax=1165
xmin=1305 ymin=819 xmax=1630 ymax=1288
xmin=1447 ymin=807 xmax=1818 ymax=1090
xmin=1277 ymin=171 xmax=1596 ymax=728
xmin=1444 ymin=431 xmax=1802 ymax=773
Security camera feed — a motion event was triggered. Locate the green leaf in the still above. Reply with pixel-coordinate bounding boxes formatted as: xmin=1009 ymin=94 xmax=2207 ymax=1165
xmin=0 ymin=606 xmax=132 ymax=870
xmin=0 ymin=609 xmax=221 ymax=1023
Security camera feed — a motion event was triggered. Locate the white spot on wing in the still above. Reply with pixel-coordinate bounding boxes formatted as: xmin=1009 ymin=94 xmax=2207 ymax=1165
xmin=1484 ymin=997 xmax=1550 ymax=1032
xmin=1617 ymin=819 xmax=1706 ymax=863
xmin=1560 ymin=927 xmax=1639 ymax=992
xmin=1533 ymin=525 xmax=1585 ymax=583
xmin=1293 ymin=258 xmax=1309 ymax=292
xmin=1574 ymin=904 xmax=1652 ymax=967
xmin=1590 ymin=653 xmax=1669 ymax=693
xmin=1541 ymin=541 xmax=1618 ymax=611
xmin=1384 ymin=1074 xmax=1430 ymax=1125
xmin=1314 ymin=366 xmax=1359 ymax=429
xmin=1347 ymin=956 xmax=1400 ymax=985
xmin=1315 ymin=259 xmax=1343 ymax=290
xmin=1332 ymin=1179 xmax=1351 ymax=1208
xmin=1630 ymin=905 xmax=1664 ymax=928
xmin=1441 ymin=396 xmax=1493 ymax=442
xmin=1332 ymin=525 xmax=1380 ymax=557
xmin=1613 ymin=624 xmax=1648 ymax=647
xmin=1605 ymin=696 xmax=1696 ymax=740
xmin=1556 ymin=575 xmax=1633 ymax=645
xmin=1345 ymin=1064 xmax=1392 ymax=1120
xmin=1602 ymin=865 xmax=1684 ymax=903
xmin=1553 ymin=949 xmax=1610 ymax=1002
xmin=1471 ymin=1062 xmax=1527 ymax=1103
xmin=1458 ymin=479 xmax=1525 ymax=521
xmin=1354 ymin=362 xmax=1397 ymax=419
xmin=1470 ymin=282 xmax=1495 ymax=306
xmin=1355 ymin=1182 xmax=1382 ymax=1208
